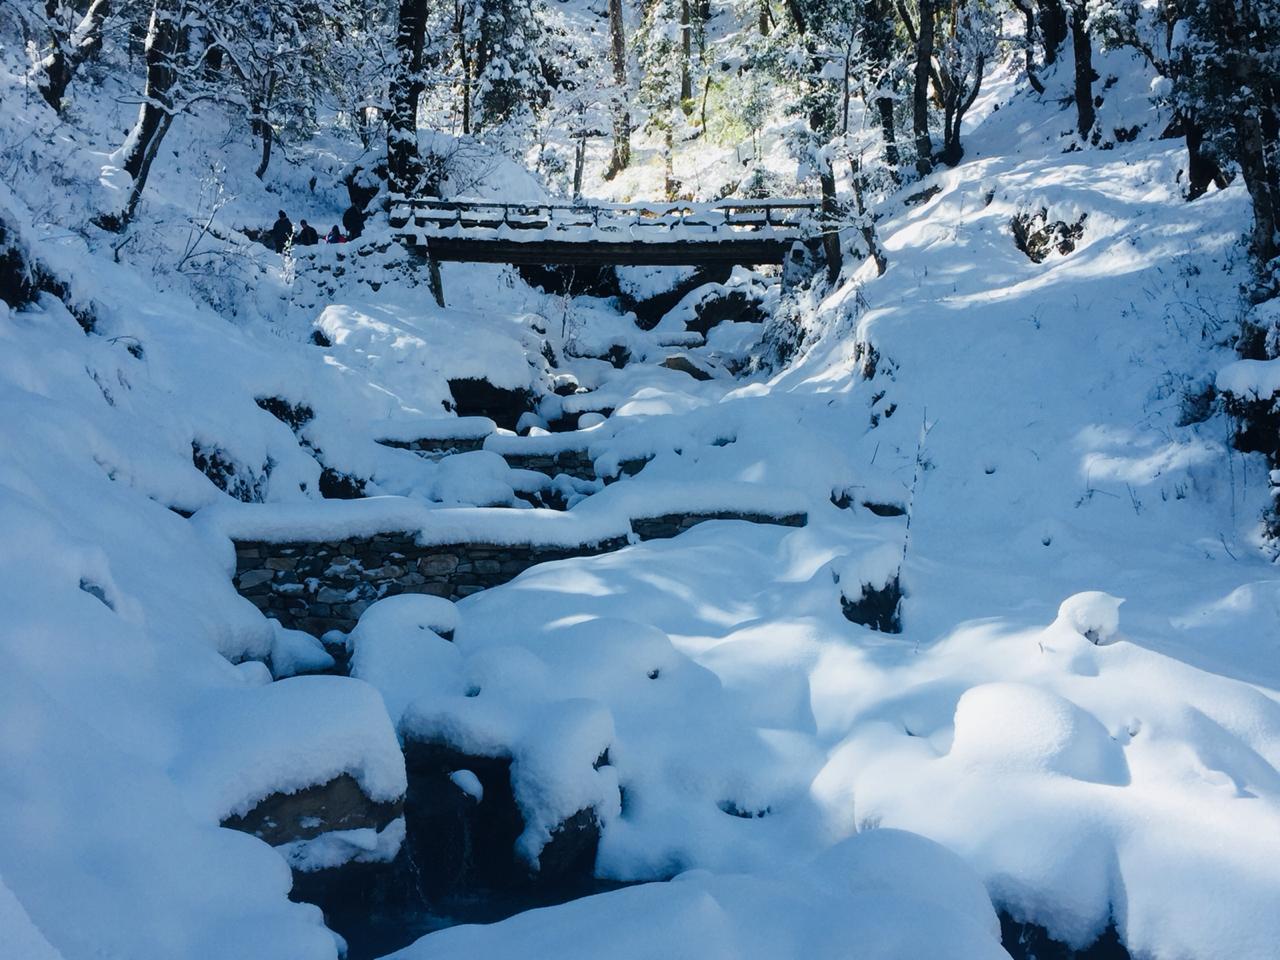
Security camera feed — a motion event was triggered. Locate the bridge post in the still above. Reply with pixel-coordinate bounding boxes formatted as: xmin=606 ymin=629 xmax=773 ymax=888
xmin=427 ymin=250 xmax=445 ymax=307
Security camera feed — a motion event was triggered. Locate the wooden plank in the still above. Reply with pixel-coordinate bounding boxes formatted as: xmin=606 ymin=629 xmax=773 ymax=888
xmin=407 ymin=237 xmax=796 ymax=267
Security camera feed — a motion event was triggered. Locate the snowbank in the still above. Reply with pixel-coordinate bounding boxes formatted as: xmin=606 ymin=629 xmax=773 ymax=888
xmin=387 ymin=829 xmax=1008 ymax=960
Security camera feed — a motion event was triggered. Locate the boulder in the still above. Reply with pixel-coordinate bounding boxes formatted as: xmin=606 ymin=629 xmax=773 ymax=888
xmin=447 ymin=378 xmax=535 ymax=432
xmin=686 ymin=287 xmax=767 ymax=335
xmin=661 ymin=354 xmax=716 ymax=381
xmin=221 ymin=772 xmax=403 ymax=846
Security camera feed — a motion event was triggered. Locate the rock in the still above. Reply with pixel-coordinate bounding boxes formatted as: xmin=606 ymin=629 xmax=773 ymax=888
xmin=686 ymin=287 xmax=768 ymax=335
xmin=619 ymin=264 xmax=732 ymax=330
xmin=237 ymin=568 xmax=275 ymax=590
xmin=904 ymin=184 xmax=942 ymax=207
xmin=221 ymin=773 xmax=403 ymax=846
xmin=1011 ymin=208 xmax=1087 ymax=263
xmin=661 ymin=354 xmax=715 ymax=381
xmin=841 ymin=575 xmax=904 ymax=634
xmin=535 ymin=808 xmax=602 ymax=881
xmin=447 ymin=378 xmax=535 ymax=432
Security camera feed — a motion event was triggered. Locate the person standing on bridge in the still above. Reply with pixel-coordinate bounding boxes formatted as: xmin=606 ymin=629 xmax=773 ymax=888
xmin=270 ymin=210 xmax=293 ymax=253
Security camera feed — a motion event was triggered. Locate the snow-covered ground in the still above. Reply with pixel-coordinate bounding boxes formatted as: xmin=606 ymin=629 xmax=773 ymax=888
xmin=2 ymin=18 xmax=1279 ymax=960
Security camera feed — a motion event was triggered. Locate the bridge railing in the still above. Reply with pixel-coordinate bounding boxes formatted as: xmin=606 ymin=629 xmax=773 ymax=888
xmin=389 ymin=197 xmax=820 ymax=242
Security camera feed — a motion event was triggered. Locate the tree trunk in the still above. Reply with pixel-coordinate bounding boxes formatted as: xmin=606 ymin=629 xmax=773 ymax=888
xmin=663 ymin=127 xmax=677 ymax=199
xmin=1069 ymin=1 xmax=1095 ymax=139
xmin=849 ymin=157 xmax=887 ymax=275
xmin=758 ymin=0 xmax=771 ymax=34
xmin=1235 ymin=112 xmax=1280 ymax=267
xmin=1184 ymin=116 xmax=1228 ymax=200
xmin=120 ymin=112 xmax=173 ymax=226
xmin=102 ymin=0 xmax=178 ymax=229
xmin=865 ymin=0 xmax=899 ymax=180
xmin=939 ymin=53 xmax=985 ymax=167
xmin=387 ymin=0 xmax=428 ymax=196
xmin=877 ymin=97 xmax=900 ymax=180
xmin=912 ymin=0 xmax=935 ymax=175
xmin=1011 ymin=0 xmax=1045 ymax=94
xmin=573 ymin=136 xmax=585 ymax=198
xmin=680 ymin=0 xmax=692 ymax=105
xmin=39 ymin=0 xmax=112 ymax=112
xmin=820 ymin=163 xmax=842 ymax=281
xmin=606 ymin=0 xmax=630 ymax=177
xmin=1036 ymin=0 xmax=1067 ymax=65
xmin=254 ymin=116 xmax=273 ymax=179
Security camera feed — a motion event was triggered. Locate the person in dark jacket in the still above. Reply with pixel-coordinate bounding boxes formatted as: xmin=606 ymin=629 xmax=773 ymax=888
xmin=295 ymin=219 xmax=319 ymax=246
xmin=270 ymin=210 xmax=293 ymax=252
xmin=342 ymin=204 xmax=365 ymax=241
xmin=325 ymin=225 xmax=345 ymax=244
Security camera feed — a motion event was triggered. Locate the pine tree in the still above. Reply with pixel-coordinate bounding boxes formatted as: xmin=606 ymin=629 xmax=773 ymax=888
xmin=1174 ymin=0 xmax=1280 ymax=273
xmin=469 ymin=0 xmax=549 ymax=155
xmin=637 ymin=0 xmax=686 ymax=197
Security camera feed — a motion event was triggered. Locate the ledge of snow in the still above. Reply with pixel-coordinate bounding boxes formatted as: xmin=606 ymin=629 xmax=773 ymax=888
xmin=192 ymin=498 xmax=631 ymax=549
xmin=372 ymin=416 xmax=497 ymax=443
xmin=170 ymin=675 xmax=406 ymax=823
xmin=1216 ymin=359 xmax=1280 ymax=400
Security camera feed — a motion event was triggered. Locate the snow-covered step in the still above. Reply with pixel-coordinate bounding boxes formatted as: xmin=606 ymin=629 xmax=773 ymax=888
xmin=373 ymin=416 xmax=497 ymax=456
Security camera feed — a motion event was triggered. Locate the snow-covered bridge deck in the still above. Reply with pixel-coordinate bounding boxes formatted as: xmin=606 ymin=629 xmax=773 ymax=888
xmin=390 ymin=197 xmax=821 ymax=266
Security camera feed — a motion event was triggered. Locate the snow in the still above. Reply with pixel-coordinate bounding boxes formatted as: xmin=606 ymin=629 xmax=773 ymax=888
xmin=171 ymin=676 xmax=407 ymax=822
xmin=1053 ymin=591 xmax=1125 ymax=645
xmin=1217 ymin=358 xmax=1280 ymax=400
xmin=372 ymin=417 xmax=497 ymax=444
xmin=388 ymin=829 xmax=1008 ymax=960
xmin=277 ymin=818 xmax=407 ymax=873
xmin=193 ymin=498 xmax=631 ymax=549
xmin=270 ymin=620 xmax=338 ymax=678
xmin=448 ymin=770 xmax=484 ymax=802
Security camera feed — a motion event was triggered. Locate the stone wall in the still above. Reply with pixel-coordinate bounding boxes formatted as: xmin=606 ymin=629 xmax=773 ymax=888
xmin=377 ymin=437 xmax=487 ymax=456
xmin=235 ymin=533 xmax=626 ymax=634
xmin=234 ymin=509 xmax=806 ymax=634
xmin=502 ymin=449 xmax=596 ymax=481
xmin=629 ymin=510 xmax=807 ymax=541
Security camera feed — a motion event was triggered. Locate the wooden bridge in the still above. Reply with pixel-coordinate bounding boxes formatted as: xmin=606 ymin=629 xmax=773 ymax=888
xmin=390 ymin=197 xmax=822 ymax=267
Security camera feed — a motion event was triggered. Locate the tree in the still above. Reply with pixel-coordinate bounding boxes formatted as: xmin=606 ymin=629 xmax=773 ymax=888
xmin=103 ymin=0 xmax=185 ymax=229
xmin=894 ymin=0 xmax=937 ymax=175
xmin=33 ymin=0 xmax=115 ymax=112
xmin=638 ymin=0 xmax=686 ymax=197
xmin=1090 ymin=0 xmax=1229 ymax=199
xmin=933 ymin=0 xmax=997 ymax=165
xmin=208 ymin=0 xmax=337 ymax=178
xmin=605 ymin=0 xmax=631 ymax=177
xmin=534 ymin=3 xmax=611 ymax=196
xmin=1174 ymin=0 xmax=1279 ymax=272
xmin=771 ymin=0 xmax=845 ymax=278
xmin=387 ymin=0 xmax=428 ymax=195
xmin=1068 ymin=0 xmax=1095 ymax=139
xmin=861 ymin=0 xmax=905 ymax=178
xmin=469 ymin=0 xmax=549 ymax=154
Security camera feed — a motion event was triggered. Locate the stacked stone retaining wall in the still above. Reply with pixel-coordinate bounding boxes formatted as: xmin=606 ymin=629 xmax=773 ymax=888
xmin=234 ymin=509 xmax=806 ymax=633
xmin=236 ymin=533 xmax=626 ymax=634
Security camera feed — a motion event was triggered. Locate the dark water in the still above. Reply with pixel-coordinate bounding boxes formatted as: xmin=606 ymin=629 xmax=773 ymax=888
xmin=999 ymin=912 xmax=1132 ymax=960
